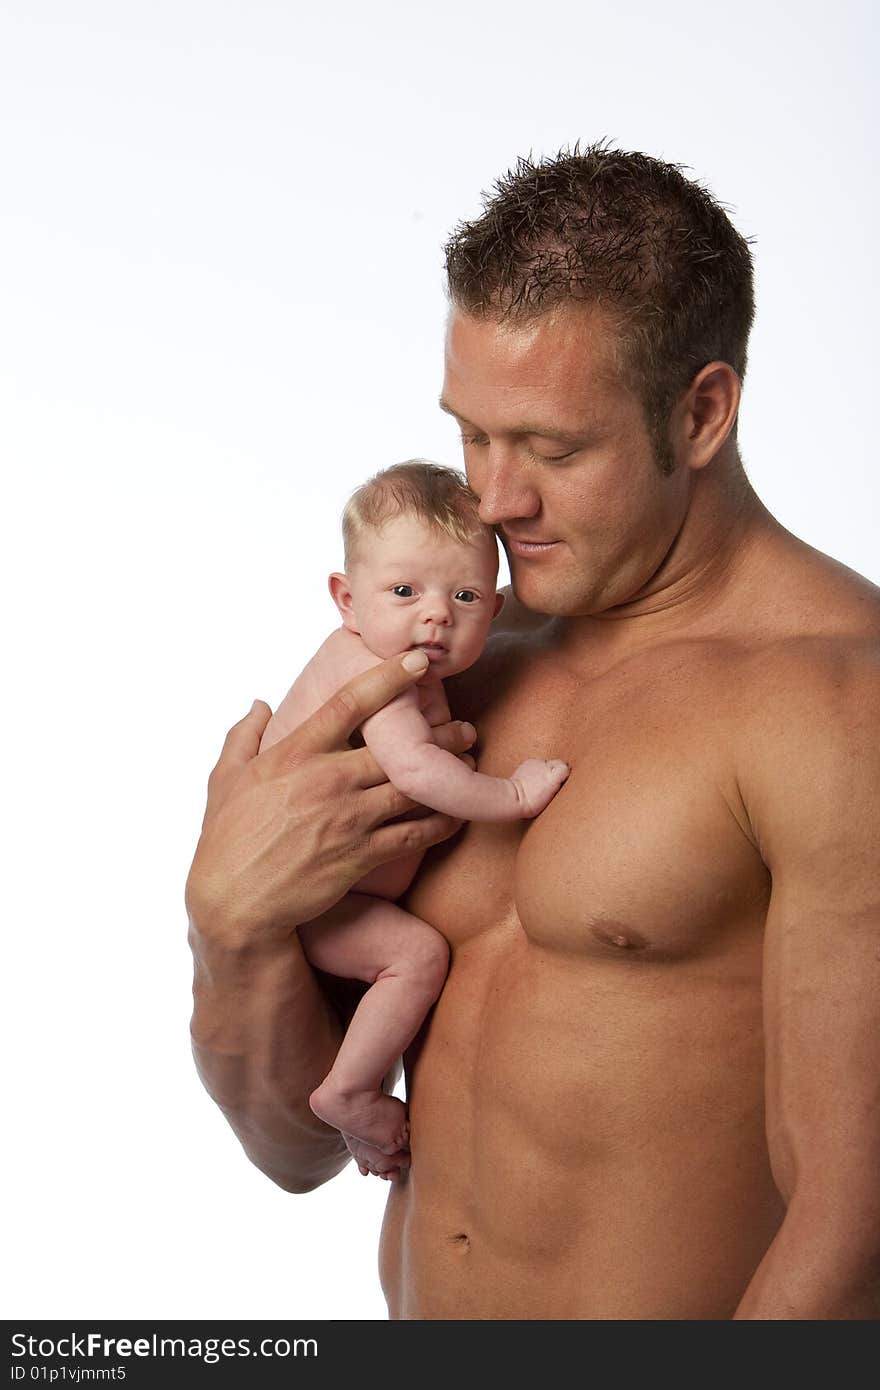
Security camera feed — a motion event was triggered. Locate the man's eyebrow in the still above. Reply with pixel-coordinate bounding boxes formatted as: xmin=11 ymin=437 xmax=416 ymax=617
xmin=438 ymin=397 xmax=592 ymax=446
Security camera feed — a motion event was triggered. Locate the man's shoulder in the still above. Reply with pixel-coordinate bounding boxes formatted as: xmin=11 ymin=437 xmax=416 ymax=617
xmin=733 ymin=622 xmax=879 ymax=848
xmin=726 ymin=529 xmax=877 ymax=698
xmin=741 ymin=535 xmax=880 ymax=687
xmin=740 ymin=630 xmax=880 ymax=726
xmin=702 ymin=529 xmax=878 ymax=864
xmin=734 ymin=633 xmax=879 ymax=867
xmin=755 ymin=530 xmax=880 ymax=638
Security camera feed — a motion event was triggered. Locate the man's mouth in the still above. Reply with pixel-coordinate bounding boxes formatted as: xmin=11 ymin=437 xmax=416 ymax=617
xmin=502 ymin=531 xmax=560 ymax=557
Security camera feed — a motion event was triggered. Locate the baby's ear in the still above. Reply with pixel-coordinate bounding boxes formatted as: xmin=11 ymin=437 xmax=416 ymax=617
xmin=491 ymin=591 xmax=506 ymax=620
xmin=328 ymin=573 xmax=360 ymax=632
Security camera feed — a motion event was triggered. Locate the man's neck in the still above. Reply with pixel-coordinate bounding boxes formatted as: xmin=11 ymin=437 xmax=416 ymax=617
xmin=558 ymin=452 xmax=782 ymax=660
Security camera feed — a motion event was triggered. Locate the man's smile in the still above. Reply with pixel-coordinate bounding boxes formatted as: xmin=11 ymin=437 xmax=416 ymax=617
xmin=501 ymin=530 xmax=561 ymax=557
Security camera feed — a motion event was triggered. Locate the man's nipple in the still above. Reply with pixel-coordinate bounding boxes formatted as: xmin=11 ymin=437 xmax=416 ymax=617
xmin=590 ymin=922 xmax=648 ymax=951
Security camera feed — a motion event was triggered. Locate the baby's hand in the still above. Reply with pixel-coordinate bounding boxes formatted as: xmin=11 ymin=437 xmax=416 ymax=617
xmin=511 ymin=759 xmax=570 ymax=818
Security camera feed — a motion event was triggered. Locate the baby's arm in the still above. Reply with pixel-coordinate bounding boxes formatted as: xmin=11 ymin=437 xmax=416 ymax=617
xmin=361 ymin=693 xmax=568 ymax=822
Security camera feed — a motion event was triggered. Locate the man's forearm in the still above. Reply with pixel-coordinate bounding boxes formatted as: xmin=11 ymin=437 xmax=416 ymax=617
xmin=734 ymin=1191 xmax=880 ymax=1319
xmin=189 ymin=916 xmax=348 ymax=1193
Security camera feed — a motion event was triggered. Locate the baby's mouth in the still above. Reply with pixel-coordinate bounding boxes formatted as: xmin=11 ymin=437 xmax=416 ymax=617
xmin=415 ymin=641 xmax=448 ymax=655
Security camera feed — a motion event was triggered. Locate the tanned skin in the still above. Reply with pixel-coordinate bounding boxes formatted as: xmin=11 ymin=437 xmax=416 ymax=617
xmin=187 ymin=304 xmax=880 ymax=1319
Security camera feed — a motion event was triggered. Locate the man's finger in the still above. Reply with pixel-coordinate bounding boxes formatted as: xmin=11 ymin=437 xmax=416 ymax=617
xmin=363 ymin=810 xmax=464 ymax=866
xmin=432 ymin=720 xmax=477 ymax=755
xmin=360 ymin=781 xmax=421 ymax=826
xmin=287 ymin=652 xmax=431 ymax=757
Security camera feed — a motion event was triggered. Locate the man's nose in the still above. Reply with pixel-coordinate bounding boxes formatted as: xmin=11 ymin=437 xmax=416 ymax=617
xmin=470 ymin=446 xmax=540 ymax=526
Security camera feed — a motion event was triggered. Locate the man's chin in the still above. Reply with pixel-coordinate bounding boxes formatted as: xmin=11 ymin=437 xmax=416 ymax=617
xmin=509 ymin=573 xmax=589 ymax=618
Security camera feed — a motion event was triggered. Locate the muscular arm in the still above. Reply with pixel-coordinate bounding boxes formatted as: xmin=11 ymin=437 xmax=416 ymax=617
xmin=734 ymin=646 xmax=880 ymax=1318
xmin=189 ymin=910 xmax=348 ymax=1192
xmin=185 ymin=655 xmax=473 ymax=1193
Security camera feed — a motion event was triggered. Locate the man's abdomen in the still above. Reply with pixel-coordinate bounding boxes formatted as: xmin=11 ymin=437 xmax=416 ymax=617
xmin=379 ymin=925 xmax=784 ymax=1320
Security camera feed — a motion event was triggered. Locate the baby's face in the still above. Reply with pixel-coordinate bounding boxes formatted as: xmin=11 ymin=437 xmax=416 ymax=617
xmin=336 ymin=515 xmax=502 ymax=677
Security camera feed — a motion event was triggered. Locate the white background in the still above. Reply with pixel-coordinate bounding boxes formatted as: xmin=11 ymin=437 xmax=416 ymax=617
xmin=2 ymin=0 xmax=876 ymax=1321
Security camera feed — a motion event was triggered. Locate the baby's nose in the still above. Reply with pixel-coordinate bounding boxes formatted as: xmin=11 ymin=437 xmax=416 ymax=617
xmin=421 ymin=596 xmax=452 ymax=624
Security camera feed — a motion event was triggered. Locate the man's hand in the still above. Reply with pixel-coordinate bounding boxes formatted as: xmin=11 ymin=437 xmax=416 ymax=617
xmin=185 ymin=651 xmax=475 ymax=947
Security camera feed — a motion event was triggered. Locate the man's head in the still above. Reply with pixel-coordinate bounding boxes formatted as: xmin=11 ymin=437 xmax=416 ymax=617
xmin=331 ymin=461 xmax=504 ymax=677
xmin=444 ymin=141 xmax=754 ymax=475
xmin=440 ymin=144 xmax=753 ymax=618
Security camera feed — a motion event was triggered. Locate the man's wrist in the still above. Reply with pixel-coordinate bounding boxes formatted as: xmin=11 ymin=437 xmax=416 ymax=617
xmin=186 ymin=900 xmax=298 ymax=975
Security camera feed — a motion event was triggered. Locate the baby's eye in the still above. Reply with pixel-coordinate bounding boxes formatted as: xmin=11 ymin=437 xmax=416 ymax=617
xmin=391 ymin=584 xmax=415 ymax=597
xmin=454 ymin=590 xmax=479 ymax=603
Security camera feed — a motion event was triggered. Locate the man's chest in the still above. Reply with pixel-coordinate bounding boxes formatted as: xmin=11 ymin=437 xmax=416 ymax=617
xmin=406 ymin=638 xmax=770 ymax=961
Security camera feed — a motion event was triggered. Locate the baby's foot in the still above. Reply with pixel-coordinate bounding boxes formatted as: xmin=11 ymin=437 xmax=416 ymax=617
xmin=344 ymin=1131 xmax=410 ymax=1182
xmin=511 ymin=758 xmax=570 ymax=817
xmin=309 ymin=1079 xmax=410 ymax=1155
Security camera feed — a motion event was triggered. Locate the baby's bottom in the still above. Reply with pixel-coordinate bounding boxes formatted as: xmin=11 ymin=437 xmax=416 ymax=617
xmin=352 ymin=848 xmax=424 ymax=899
xmin=299 ymin=891 xmax=449 ymax=1174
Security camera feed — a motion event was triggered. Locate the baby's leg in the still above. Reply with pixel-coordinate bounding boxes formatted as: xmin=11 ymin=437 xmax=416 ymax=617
xmin=299 ymin=892 xmax=449 ymax=1157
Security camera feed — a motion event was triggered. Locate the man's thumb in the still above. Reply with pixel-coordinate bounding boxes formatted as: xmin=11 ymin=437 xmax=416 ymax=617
xmin=245 ymin=698 xmax=273 ymax=739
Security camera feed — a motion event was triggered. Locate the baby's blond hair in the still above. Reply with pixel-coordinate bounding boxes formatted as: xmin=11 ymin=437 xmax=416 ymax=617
xmin=342 ymin=460 xmax=494 ymax=569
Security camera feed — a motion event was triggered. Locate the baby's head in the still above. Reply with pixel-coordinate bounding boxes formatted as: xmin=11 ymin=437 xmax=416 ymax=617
xmin=330 ymin=460 xmax=504 ymax=678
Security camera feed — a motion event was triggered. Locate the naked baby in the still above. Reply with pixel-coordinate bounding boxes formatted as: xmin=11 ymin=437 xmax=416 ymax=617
xmin=259 ymin=461 xmax=569 ymax=1178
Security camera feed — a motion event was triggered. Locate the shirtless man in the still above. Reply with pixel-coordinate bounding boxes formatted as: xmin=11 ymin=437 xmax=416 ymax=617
xmin=186 ymin=145 xmax=880 ymax=1318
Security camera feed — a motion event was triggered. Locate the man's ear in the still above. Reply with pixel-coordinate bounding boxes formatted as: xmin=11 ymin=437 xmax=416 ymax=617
xmin=492 ymin=591 xmax=506 ymax=620
xmin=672 ymin=361 xmax=742 ymax=472
xmin=328 ymin=572 xmax=360 ymax=633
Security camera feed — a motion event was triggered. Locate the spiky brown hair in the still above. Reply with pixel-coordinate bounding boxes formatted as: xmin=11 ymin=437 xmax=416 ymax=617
xmin=444 ymin=141 xmax=755 ymax=473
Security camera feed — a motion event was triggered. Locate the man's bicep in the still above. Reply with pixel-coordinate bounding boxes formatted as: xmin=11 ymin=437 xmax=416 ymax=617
xmin=761 ymin=878 xmax=880 ymax=1205
xmin=746 ymin=652 xmax=880 ymax=1206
